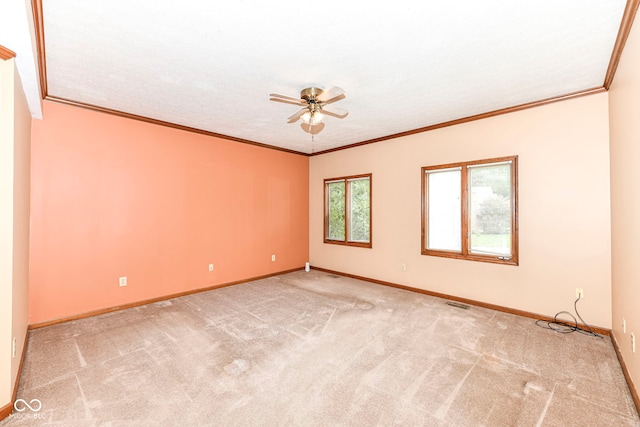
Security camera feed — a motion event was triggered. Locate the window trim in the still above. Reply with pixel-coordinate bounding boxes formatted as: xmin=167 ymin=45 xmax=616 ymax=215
xmin=324 ymin=173 xmax=372 ymax=248
xmin=421 ymin=156 xmax=518 ymax=265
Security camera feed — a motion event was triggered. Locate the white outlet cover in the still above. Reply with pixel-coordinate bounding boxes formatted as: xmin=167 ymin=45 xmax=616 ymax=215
xmin=119 ymin=276 xmax=127 ymax=287
xmin=208 ymin=264 xmax=214 ymax=271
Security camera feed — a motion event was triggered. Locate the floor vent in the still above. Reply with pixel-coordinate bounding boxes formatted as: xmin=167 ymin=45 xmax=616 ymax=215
xmin=327 ymin=275 xmax=341 ymax=279
xmin=446 ymin=301 xmax=470 ymax=310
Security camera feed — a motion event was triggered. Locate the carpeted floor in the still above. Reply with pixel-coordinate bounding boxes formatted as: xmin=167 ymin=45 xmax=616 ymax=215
xmin=2 ymin=270 xmax=639 ymax=426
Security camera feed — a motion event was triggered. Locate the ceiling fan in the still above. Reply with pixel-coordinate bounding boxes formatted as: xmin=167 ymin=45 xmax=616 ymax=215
xmin=269 ymin=87 xmax=348 ymax=127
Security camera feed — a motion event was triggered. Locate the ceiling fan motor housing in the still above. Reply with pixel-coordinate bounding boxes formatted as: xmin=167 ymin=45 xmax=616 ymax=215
xmin=301 ymin=87 xmax=324 ymax=102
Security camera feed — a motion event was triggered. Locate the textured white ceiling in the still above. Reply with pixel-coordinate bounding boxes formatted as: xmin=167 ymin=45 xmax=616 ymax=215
xmin=0 ymin=0 xmax=42 ymax=119
xmin=39 ymin=0 xmax=626 ymax=154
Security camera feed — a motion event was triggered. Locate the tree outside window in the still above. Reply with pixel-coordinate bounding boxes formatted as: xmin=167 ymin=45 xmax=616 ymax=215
xmin=422 ymin=156 xmax=517 ymax=265
xmin=324 ymin=174 xmax=372 ymax=248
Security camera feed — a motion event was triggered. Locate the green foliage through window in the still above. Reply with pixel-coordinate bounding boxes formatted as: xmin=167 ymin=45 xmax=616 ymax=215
xmin=422 ymin=156 xmax=517 ymax=265
xmin=469 ymin=163 xmax=512 ymax=256
xmin=327 ymin=181 xmax=345 ymax=240
xmin=325 ymin=174 xmax=371 ymax=247
xmin=349 ymin=178 xmax=370 ymax=242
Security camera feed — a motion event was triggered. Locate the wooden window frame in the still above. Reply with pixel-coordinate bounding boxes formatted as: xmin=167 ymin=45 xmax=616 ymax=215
xmin=421 ymin=156 xmax=518 ymax=265
xmin=324 ymin=173 xmax=372 ymax=248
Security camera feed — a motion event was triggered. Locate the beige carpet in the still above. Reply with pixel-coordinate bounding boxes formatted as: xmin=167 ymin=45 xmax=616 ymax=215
xmin=2 ymin=270 xmax=639 ymax=426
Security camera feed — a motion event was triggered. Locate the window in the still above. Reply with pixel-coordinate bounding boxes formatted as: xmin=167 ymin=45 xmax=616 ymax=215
xmin=324 ymin=174 xmax=372 ymax=247
xmin=422 ymin=156 xmax=517 ymax=265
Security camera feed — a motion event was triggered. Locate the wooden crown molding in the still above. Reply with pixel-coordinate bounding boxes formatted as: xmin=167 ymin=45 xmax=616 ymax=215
xmin=0 ymin=45 xmax=17 ymax=60
xmin=604 ymin=0 xmax=640 ymax=90
xmin=312 ymin=87 xmax=606 ymax=155
xmin=30 ymin=0 xmax=636 ymax=155
xmin=31 ymin=0 xmax=309 ymax=157
xmin=32 ymin=0 xmax=48 ymax=97
xmin=45 ymin=96 xmax=310 ymax=157
xmin=314 ymin=1 xmax=636 ymax=155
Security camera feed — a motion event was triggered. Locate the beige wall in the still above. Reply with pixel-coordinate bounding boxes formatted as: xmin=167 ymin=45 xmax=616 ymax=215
xmin=310 ymin=93 xmax=612 ymax=328
xmin=0 ymin=56 xmax=31 ymax=408
xmin=609 ymin=17 xmax=640 ymax=396
xmin=11 ymin=58 xmax=31 ymax=400
xmin=0 ymin=52 xmax=14 ymax=407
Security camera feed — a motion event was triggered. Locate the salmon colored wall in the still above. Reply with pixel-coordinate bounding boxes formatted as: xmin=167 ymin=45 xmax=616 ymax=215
xmin=310 ymin=93 xmax=612 ymax=328
xmin=30 ymin=101 xmax=309 ymax=324
xmin=609 ymin=16 xmax=640 ymax=398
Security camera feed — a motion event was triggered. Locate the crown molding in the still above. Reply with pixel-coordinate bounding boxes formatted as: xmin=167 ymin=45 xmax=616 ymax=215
xmin=604 ymin=0 xmax=640 ymax=89
xmin=312 ymin=87 xmax=606 ymax=155
xmin=0 ymin=45 xmax=17 ymax=60
xmin=46 ymin=96 xmax=310 ymax=156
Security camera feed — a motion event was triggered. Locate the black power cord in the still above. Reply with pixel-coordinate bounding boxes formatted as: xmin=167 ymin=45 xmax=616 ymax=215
xmin=535 ymin=297 xmax=603 ymax=339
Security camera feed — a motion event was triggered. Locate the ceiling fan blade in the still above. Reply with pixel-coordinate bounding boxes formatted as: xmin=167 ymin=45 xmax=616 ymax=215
xmin=318 ymin=87 xmax=345 ymax=104
xmin=270 ymin=97 xmax=306 ymax=107
xmin=287 ymin=107 xmax=308 ymax=123
xmin=320 ymin=105 xmax=348 ymax=119
xmin=320 ymin=93 xmax=346 ymax=105
xmin=270 ymin=93 xmax=305 ymax=103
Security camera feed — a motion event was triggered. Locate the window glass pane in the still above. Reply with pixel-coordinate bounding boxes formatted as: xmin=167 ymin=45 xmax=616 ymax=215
xmin=349 ymin=178 xmax=370 ymax=242
xmin=327 ymin=181 xmax=345 ymax=241
xmin=427 ymin=169 xmax=461 ymax=251
xmin=469 ymin=163 xmax=511 ymax=256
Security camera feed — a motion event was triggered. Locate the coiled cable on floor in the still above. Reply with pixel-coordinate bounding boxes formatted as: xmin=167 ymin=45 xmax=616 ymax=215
xmin=535 ymin=298 xmax=603 ymax=338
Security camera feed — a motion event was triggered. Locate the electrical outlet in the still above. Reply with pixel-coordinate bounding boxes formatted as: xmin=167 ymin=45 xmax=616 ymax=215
xmin=400 ymin=263 xmax=406 ymax=271
xmin=119 ymin=276 xmax=127 ymax=287
xmin=575 ymin=288 xmax=584 ymax=299
xmin=623 ymin=318 xmax=626 ymax=334
xmin=632 ymin=333 xmax=636 ymax=353
xmin=12 ymin=337 xmax=16 ymax=359
xmin=208 ymin=263 xmax=214 ymax=272
xmin=271 ymin=254 xmax=276 ymax=262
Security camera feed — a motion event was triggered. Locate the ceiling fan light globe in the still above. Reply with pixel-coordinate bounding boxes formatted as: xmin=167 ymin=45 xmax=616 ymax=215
xmin=310 ymin=111 xmax=323 ymax=125
xmin=301 ymin=111 xmax=311 ymax=124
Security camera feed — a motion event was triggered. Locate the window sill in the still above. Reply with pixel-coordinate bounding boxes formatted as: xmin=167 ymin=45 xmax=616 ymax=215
xmin=422 ymin=249 xmax=518 ymax=266
xmin=324 ymin=240 xmax=372 ymax=249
